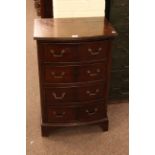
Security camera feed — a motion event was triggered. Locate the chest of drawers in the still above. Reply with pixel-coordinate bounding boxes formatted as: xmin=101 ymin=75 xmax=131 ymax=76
xmin=34 ymin=17 xmax=117 ymax=136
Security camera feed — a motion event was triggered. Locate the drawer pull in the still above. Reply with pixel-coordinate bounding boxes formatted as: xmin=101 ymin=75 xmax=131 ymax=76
xmin=51 ymin=71 xmax=65 ymax=79
xmin=88 ymin=47 xmax=102 ymax=55
xmin=86 ymin=108 xmax=98 ymax=115
xmin=50 ymin=49 xmax=65 ymax=57
xmin=87 ymin=69 xmax=101 ymax=77
xmin=86 ymin=89 xmax=100 ymax=96
xmin=52 ymin=92 xmax=66 ymax=100
xmin=53 ymin=111 xmax=66 ymax=118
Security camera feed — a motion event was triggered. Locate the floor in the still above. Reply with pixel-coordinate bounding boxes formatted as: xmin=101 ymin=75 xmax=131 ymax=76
xmin=26 ymin=0 xmax=129 ymax=154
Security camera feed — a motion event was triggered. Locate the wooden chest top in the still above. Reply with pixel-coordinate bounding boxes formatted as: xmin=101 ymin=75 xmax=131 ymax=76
xmin=33 ymin=17 xmax=117 ymax=41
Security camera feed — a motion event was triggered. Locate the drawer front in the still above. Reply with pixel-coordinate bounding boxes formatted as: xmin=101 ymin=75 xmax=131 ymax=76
xmin=78 ymin=103 xmax=106 ymax=122
xmin=44 ymin=65 xmax=74 ymax=83
xmin=43 ymin=63 xmax=106 ymax=83
xmin=45 ymin=82 xmax=105 ymax=105
xmin=45 ymin=87 xmax=74 ymax=104
xmin=78 ymin=41 xmax=109 ymax=61
xmin=77 ymin=83 xmax=105 ymax=102
xmin=77 ymin=63 xmax=106 ymax=82
xmin=47 ymin=107 xmax=76 ymax=123
xmin=41 ymin=43 xmax=77 ymax=62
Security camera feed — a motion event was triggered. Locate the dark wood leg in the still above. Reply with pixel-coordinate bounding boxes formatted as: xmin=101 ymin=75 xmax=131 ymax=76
xmin=41 ymin=125 xmax=49 ymax=137
xmin=100 ymin=120 xmax=109 ymax=131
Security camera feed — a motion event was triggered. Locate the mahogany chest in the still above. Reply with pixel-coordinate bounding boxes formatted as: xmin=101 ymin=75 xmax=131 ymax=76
xmin=34 ymin=17 xmax=117 ymax=136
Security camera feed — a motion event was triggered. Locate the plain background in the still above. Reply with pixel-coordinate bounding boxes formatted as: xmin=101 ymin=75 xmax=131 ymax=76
xmin=0 ymin=0 xmax=155 ymax=155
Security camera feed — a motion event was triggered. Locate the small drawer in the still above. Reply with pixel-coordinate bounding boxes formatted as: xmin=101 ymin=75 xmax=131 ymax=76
xmin=44 ymin=65 xmax=74 ymax=83
xmin=77 ymin=63 xmax=106 ymax=82
xmin=77 ymin=82 xmax=105 ymax=102
xmin=78 ymin=103 xmax=106 ymax=122
xmin=78 ymin=41 xmax=110 ymax=61
xmin=41 ymin=43 xmax=77 ymax=62
xmin=47 ymin=107 xmax=76 ymax=123
xmin=45 ymin=87 xmax=74 ymax=104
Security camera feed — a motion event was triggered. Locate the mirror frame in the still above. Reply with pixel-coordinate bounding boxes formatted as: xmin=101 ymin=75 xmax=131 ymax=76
xmin=40 ymin=0 xmax=111 ymax=20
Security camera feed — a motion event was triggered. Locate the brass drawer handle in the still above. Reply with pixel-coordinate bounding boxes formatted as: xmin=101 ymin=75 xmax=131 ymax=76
xmin=52 ymin=92 xmax=66 ymax=100
xmin=88 ymin=47 xmax=102 ymax=55
xmin=86 ymin=108 xmax=98 ymax=115
xmin=50 ymin=49 xmax=66 ymax=57
xmin=51 ymin=71 xmax=65 ymax=79
xmin=87 ymin=68 xmax=101 ymax=77
xmin=86 ymin=89 xmax=100 ymax=96
xmin=53 ymin=111 xmax=66 ymax=118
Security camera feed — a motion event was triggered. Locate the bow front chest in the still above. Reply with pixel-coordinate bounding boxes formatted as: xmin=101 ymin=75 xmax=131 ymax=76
xmin=34 ymin=17 xmax=117 ymax=136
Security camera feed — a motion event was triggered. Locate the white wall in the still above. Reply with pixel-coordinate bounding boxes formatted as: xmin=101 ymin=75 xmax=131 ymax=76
xmin=53 ymin=0 xmax=105 ymax=18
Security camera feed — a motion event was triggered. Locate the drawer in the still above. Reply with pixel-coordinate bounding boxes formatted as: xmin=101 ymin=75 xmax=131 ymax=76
xmin=45 ymin=87 xmax=74 ymax=104
xmin=47 ymin=106 xmax=76 ymax=123
xmin=78 ymin=41 xmax=110 ymax=61
xmin=44 ymin=65 xmax=74 ymax=83
xmin=47 ymin=103 xmax=106 ymax=123
xmin=43 ymin=63 xmax=106 ymax=83
xmin=78 ymin=103 xmax=106 ymax=122
xmin=39 ymin=41 xmax=109 ymax=63
xmin=40 ymin=43 xmax=77 ymax=62
xmin=45 ymin=82 xmax=105 ymax=105
xmin=77 ymin=62 xmax=106 ymax=82
xmin=77 ymin=82 xmax=105 ymax=102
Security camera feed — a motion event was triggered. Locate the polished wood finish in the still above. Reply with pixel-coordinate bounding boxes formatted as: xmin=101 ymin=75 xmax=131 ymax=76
xmin=45 ymin=82 xmax=105 ymax=104
xmin=38 ymin=41 xmax=110 ymax=63
xmin=78 ymin=103 xmax=106 ymax=122
xmin=34 ymin=17 xmax=117 ymax=136
xmin=34 ymin=17 xmax=117 ymax=40
xmin=37 ymin=0 xmax=129 ymax=100
xmin=43 ymin=63 xmax=106 ymax=83
xmin=40 ymin=43 xmax=77 ymax=62
xmin=78 ymin=41 xmax=109 ymax=62
xmin=47 ymin=106 xmax=76 ymax=123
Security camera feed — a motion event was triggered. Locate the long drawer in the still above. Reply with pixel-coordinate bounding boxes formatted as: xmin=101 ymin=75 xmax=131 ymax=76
xmin=45 ymin=82 xmax=105 ymax=105
xmin=38 ymin=41 xmax=110 ymax=63
xmin=42 ymin=62 xmax=106 ymax=83
xmin=47 ymin=102 xmax=106 ymax=123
